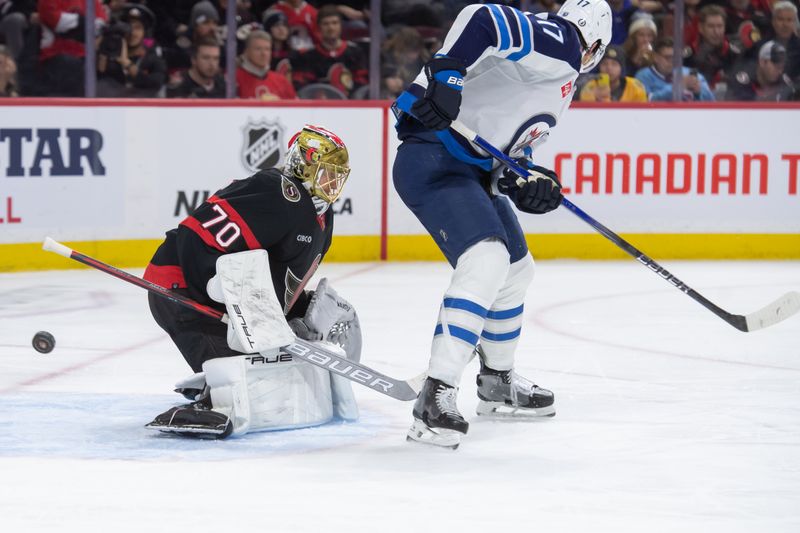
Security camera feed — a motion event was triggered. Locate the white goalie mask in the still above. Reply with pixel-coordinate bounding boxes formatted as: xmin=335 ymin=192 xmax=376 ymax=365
xmin=558 ymin=0 xmax=613 ymax=73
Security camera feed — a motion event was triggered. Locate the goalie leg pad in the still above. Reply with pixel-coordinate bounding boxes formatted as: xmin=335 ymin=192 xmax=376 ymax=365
xmin=293 ymin=278 xmax=362 ymax=422
xmin=203 ymin=355 xmax=252 ymax=436
xmin=245 ymin=350 xmax=334 ymax=431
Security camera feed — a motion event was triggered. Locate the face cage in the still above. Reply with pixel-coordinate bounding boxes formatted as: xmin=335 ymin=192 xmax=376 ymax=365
xmin=308 ymin=162 xmax=350 ymax=203
xmin=580 ymin=41 xmax=606 ymax=73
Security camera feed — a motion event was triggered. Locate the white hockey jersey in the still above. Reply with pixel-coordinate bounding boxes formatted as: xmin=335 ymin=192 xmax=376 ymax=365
xmin=394 ymin=4 xmax=583 ymax=170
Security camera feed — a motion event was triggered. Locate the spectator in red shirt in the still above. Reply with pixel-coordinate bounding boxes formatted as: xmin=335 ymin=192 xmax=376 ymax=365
xmin=38 ymin=0 xmax=108 ymax=96
xmin=291 ymin=5 xmax=367 ymax=98
xmin=272 ymin=0 xmax=318 ymax=52
xmin=236 ymin=30 xmax=296 ymax=100
xmin=684 ymin=4 xmax=742 ymax=89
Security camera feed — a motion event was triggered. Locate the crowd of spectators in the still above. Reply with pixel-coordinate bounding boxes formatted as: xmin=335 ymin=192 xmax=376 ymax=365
xmin=577 ymin=0 xmax=800 ymax=102
xmin=0 ymin=0 xmax=797 ymax=101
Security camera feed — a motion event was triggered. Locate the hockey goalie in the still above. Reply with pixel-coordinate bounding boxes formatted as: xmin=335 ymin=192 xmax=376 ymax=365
xmin=142 ymin=125 xmax=360 ymax=438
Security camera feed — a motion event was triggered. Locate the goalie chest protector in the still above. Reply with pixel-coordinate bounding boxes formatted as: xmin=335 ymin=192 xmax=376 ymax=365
xmin=145 ymin=169 xmax=334 ymax=313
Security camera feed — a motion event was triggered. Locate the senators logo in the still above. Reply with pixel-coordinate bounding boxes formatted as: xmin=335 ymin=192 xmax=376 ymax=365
xmin=281 ymin=176 xmax=301 ymax=202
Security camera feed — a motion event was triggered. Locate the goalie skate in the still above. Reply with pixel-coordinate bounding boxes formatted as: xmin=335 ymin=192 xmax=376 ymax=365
xmin=476 ymin=363 xmax=555 ymax=418
xmin=145 ymin=403 xmax=233 ymax=439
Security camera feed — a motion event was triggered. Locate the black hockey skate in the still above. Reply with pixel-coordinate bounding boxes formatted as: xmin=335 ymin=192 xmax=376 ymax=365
xmin=145 ymin=397 xmax=233 ymax=439
xmin=406 ymin=377 xmax=468 ymax=450
xmin=476 ymin=360 xmax=555 ymax=418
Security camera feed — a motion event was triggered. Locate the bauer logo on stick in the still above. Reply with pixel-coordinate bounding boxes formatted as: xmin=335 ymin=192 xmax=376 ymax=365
xmin=241 ymin=119 xmax=286 ymax=173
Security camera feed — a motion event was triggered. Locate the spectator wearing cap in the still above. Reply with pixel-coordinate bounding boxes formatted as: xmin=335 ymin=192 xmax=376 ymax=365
xmin=167 ymin=37 xmax=225 ymax=98
xmin=727 ymin=40 xmax=796 ymax=101
xmin=623 ymin=15 xmax=658 ymax=75
xmin=767 ymin=1 xmax=800 ymax=82
xmin=272 ymin=0 xmax=319 ymax=53
xmin=236 ymin=30 xmax=296 ymax=100
xmin=579 ymin=45 xmax=647 ymax=102
xmin=636 ymin=37 xmax=715 ymax=101
xmin=262 ymin=9 xmax=292 ymax=73
xmin=684 ymin=4 xmax=742 ymax=89
xmin=97 ymin=4 xmax=166 ymax=97
xmin=37 ymin=0 xmax=109 ymax=96
xmin=291 ymin=5 xmax=367 ymax=97
xmin=191 ymin=1 xmax=220 ymax=44
xmin=0 ymin=43 xmax=18 ymax=96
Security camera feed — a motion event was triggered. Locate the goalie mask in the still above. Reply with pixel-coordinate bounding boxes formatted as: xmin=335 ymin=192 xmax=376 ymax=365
xmin=284 ymin=125 xmax=350 ymax=204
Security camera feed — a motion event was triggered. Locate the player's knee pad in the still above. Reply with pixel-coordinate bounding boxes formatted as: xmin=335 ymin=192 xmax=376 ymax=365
xmin=495 ymin=252 xmax=535 ymax=307
xmin=449 ymin=239 xmax=511 ymax=304
xmin=479 ymin=253 xmax=535 ymax=371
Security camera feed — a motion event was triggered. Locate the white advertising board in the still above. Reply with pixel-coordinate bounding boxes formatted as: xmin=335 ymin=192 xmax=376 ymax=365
xmin=2 ymin=102 xmax=799 ymax=248
xmin=386 ymin=106 xmax=800 ymax=235
xmin=0 ymin=102 xmax=385 ymax=244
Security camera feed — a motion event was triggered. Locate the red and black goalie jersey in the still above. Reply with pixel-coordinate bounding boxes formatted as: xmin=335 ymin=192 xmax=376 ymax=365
xmin=144 ymin=169 xmax=333 ymax=317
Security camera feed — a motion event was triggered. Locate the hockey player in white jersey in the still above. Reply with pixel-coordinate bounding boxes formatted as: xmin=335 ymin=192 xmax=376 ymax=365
xmin=392 ymin=0 xmax=612 ymax=448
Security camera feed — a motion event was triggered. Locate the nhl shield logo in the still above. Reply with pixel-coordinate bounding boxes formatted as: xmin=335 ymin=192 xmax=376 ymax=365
xmin=242 ymin=120 xmax=285 ymax=173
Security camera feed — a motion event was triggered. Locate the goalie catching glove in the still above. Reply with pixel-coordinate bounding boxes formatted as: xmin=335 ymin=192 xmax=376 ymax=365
xmin=497 ymin=161 xmax=563 ymax=215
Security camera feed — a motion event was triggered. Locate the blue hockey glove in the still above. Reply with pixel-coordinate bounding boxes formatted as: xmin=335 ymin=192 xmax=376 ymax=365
xmin=411 ymin=57 xmax=466 ymax=131
xmin=498 ymin=162 xmax=563 ymax=215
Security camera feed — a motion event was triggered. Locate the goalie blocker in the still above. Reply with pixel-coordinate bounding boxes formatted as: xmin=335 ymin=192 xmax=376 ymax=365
xmin=146 ymin=250 xmax=362 ymax=438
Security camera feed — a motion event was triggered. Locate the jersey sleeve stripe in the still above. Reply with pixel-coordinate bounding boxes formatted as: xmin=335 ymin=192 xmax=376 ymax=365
xmin=487 ymin=4 xmax=510 ymax=51
xmin=500 ymin=5 xmax=521 ymax=48
xmin=179 ymin=216 xmax=228 ymax=252
xmin=506 ymin=10 xmax=533 ymax=61
xmin=207 ymin=196 xmax=263 ymax=250
xmin=441 ymin=6 xmax=499 ymax=69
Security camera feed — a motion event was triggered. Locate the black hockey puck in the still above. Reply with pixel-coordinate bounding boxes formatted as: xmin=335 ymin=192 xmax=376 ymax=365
xmin=32 ymin=331 xmax=56 ymax=354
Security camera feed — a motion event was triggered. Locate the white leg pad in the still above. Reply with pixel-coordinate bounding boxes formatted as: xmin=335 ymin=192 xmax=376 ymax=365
xmin=203 ymin=356 xmax=251 ymax=436
xmin=428 ymin=239 xmax=510 ymax=386
xmin=203 ymin=348 xmax=337 ymax=436
xmin=480 ymin=253 xmax=535 ymax=371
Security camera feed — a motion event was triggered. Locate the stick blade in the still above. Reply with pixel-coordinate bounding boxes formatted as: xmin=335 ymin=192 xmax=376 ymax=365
xmin=744 ymin=291 xmax=800 ymax=332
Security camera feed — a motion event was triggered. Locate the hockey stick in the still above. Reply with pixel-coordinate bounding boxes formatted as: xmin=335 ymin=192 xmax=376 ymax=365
xmin=42 ymin=237 xmax=422 ymax=401
xmin=448 ymin=120 xmax=800 ymax=333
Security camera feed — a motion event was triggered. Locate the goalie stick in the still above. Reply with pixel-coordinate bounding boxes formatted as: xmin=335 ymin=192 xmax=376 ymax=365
xmin=42 ymin=237 xmax=424 ymax=401
xmin=448 ymin=120 xmax=800 ymax=333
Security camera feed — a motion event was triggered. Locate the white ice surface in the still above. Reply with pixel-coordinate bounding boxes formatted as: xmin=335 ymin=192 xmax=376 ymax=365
xmin=1 ymin=260 xmax=799 ymax=532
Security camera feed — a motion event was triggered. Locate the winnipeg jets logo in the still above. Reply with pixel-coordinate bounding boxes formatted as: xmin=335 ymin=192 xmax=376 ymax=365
xmin=242 ymin=119 xmax=285 ymax=173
